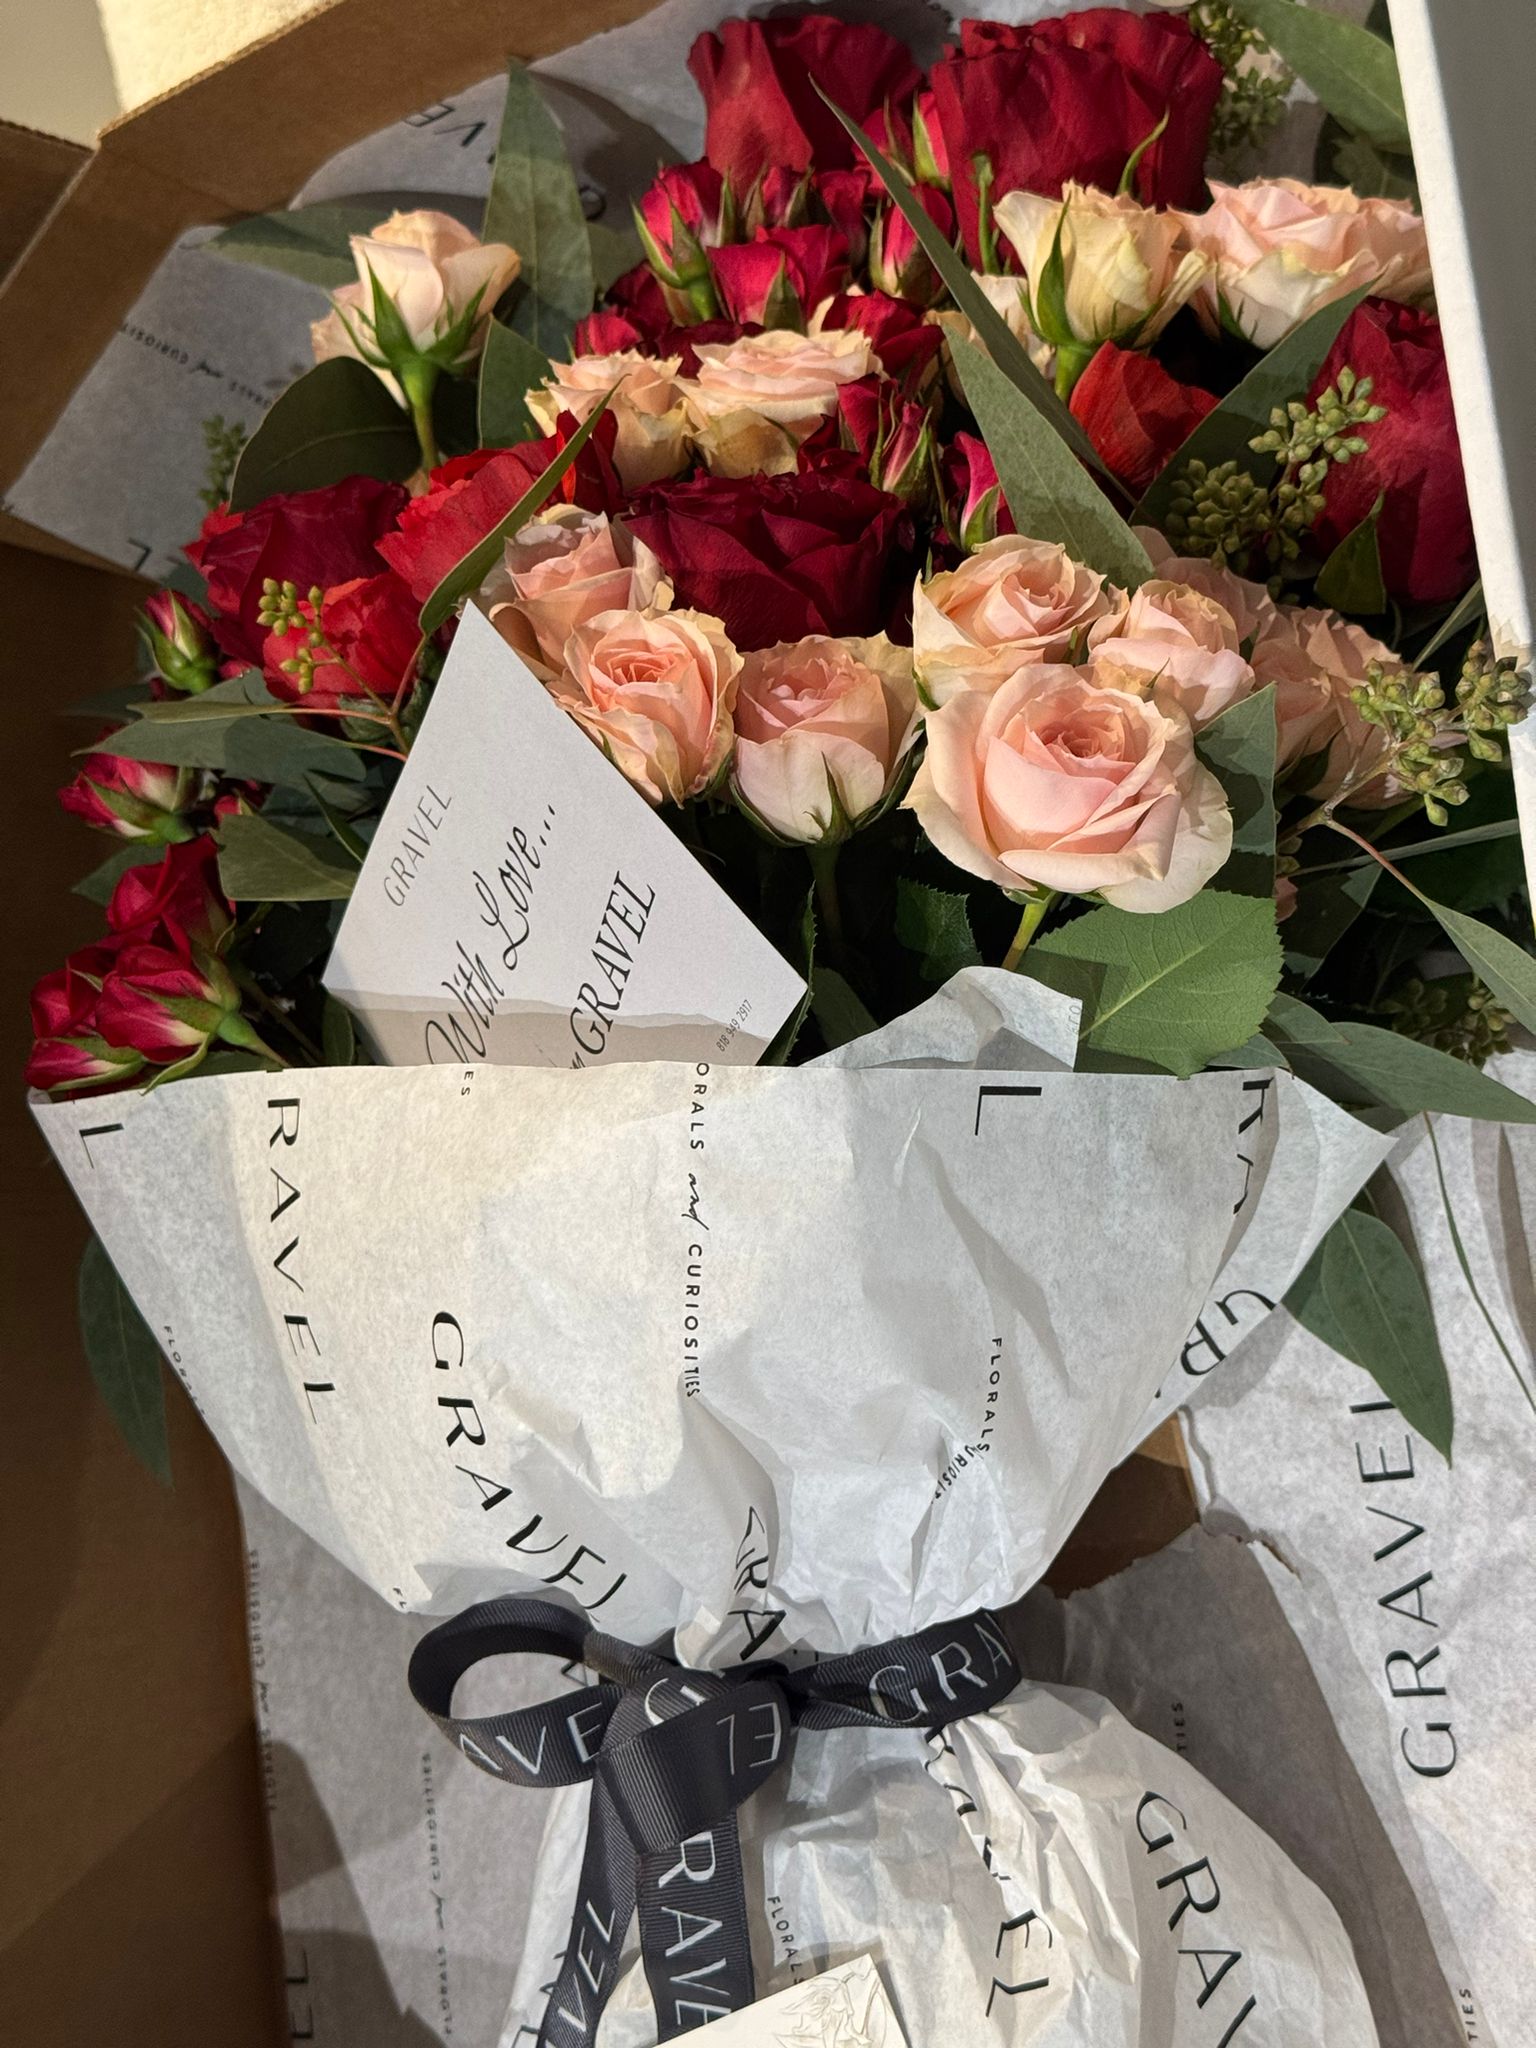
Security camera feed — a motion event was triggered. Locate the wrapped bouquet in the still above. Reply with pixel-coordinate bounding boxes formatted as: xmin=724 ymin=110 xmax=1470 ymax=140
xmin=21 ymin=2 xmax=1536 ymax=2044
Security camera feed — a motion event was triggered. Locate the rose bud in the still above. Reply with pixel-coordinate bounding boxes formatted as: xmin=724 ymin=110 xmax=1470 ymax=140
xmin=682 ymin=325 xmax=873 ymax=477
xmin=25 ymin=943 xmax=146 ymax=1095
xmin=635 ymin=162 xmax=734 ymax=321
xmin=601 ymin=261 xmax=674 ymax=347
xmin=940 ymin=434 xmax=1014 ymax=553
xmin=480 ymin=507 xmax=672 ymax=678
xmin=835 ymin=381 xmax=935 ymax=505
xmin=550 ymin=606 xmax=741 ymax=805
xmin=1307 ymin=301 xmax=1477 ymax=606
xmin=816 ymin=291 xmax=945 ymax=398
xmin=311 ymin=209 xmax=520 ymax=454
xmin=747 ymin=167 xmax=811 ymax=234
xmin=1070 ymin=346 xmax=1218 ymax=499
xmin=732 ymin=633 xmax=919 ymax=843
xmin=912 ymin=90 xmax=949 ymax=189
xmin=709 ymin=225 xmax=850 ymax=329
xmin=1087 ymin=580 xmax=1258 ymax=730
xmin=573 ymin=308 xmax=648 ymax=356
xmin=107 ymin=835 xmax=231 ymax=950
xmin=1180 ymin=180 xmax=1432 ymax=350
xmin=868 ymin=186 xmax=953 ymax=307
xmin=97 ymin=938 xmax=270 ymax=1069
xmin=907 ymin=663 xmax=1232 ymax=912
xmin=60 ymin=750 xmax=197 ymax=843
xmin=687 ymin=14 xmax=921 ymax=186
xmin=141 ymin=588 xmax=218 ymax=695
xmin=809 ymin=170 xmax=871 ymax=270
xmin=528 ymin=351 xmax=691 ymax=491
xmin=859 ymin=104 xmax=914 ymax=175
xmin=993 ymin=184 xmax=1210 ymax=396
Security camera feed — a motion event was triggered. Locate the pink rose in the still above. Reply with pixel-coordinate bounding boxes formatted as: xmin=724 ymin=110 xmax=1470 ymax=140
xmin=527 ymin=351 xmax=690 ymax=491
xmin=732 ymin=634 xmax=919 ymax=843
xmin=1294 ymin=610 xmax=1406 ymax=805
xmin=682 ymin=326 xmax=873 ymax=477
xmin=1137 ymin=531 xmax=1277 ymax=649
xmin=1181 ymin=180 xmax=1432 ymax=350
xmin=907 ymin=664 xmax=1232 ymax=911
xmin=912 ymin=535 xmax=1118 ymax=705
xmin=1088 ymin=579 xmax=1257 ymax=729
xmin=553 ymin=607 xmax=741 ymax=805
xmin=1249 ymin=604 xmax=1343 ymax=774
xmin=481 ymin=508 xmax=671 ymax=679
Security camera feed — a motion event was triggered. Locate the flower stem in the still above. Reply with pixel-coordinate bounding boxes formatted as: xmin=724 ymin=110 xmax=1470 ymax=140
xmin=1001 ymin=891 xmax=1056 ymax=971
xmin=808 ymin=841 xmax=845 ymax=950
xmin=401 ymin=361 xmax=441 ymax=472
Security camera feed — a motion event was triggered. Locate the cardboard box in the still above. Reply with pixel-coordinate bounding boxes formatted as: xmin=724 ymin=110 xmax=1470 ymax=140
xmin=2 ymin=3 xmax=1532 ymax=2042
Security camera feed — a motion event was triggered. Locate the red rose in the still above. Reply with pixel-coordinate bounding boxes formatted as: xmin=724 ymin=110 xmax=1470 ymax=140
xmin=262 ymin=571 xmax=422 ymax=711
xmin=940 ymin=433 xmax=1015 ymax=551
xmin=25 ymin=940 xmax=146 ymax=1094
xmin=187 ymin=474 xmax=408 ymax=665
xmin=601 ymin=260 xmax=673 ymax=346
xmin=96 ymin=938 xmax=240 ymax=1066
xmin=869 ymin=185 xmax=953 ymax=306
xmin=810 ymin=169 xmax=872 ymax=268
xmin=60 ymin=748 xmax=196 ymax=842
xmin=930 ymin=9 xmax=1222 ymax=264
xmin=1069 ymin=344 xmax=1218 ymax=499
xmin=687 ymin=14 xmax=921 ymax=185
xmin=1308 ymin=301 xmax=1477 ymax=606
xmin=377 ymin=415 xmax=622 ymax=606
xmin=830 ymin=379 xmax=934 ymax=502
xmin=709 ymin=225 xmax=850 ymax=326
xmin=142 ymin=587 xmax=219 ymax=695
xmin=818 ymin=292 xmax=945 ymax=397
xmin=106 ymin=835 xmax=230 ymax=950
xmin=626 ymin=470 xmax=918 ymax=650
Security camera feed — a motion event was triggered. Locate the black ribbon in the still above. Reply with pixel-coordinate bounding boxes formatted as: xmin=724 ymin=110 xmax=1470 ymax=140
xmin=408 ymin=1598 xmax=1020 ymax=2046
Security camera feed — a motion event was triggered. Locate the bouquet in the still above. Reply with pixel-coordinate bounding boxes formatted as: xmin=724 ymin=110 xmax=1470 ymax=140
xmin=22 ymin=3 xmax=1536 ymax=2044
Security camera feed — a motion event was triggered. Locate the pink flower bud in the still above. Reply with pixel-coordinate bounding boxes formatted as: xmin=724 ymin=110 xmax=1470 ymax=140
xmin=868 ymin=186 xmax=953 ymax=306
xmin=636 ymin=161 xmax=733 ymax=299
xmin=940 ymin=433 xmax=1014 ymax=551
xmin=59 ymin=748 xmax=197 ymax=842
xmin=836 ymin=381 xmax=934 ymax=504
xmin=142 ymin=588 xmax=219 ymax=695
xmin=912 ymin=91 xmax=949 ymax=188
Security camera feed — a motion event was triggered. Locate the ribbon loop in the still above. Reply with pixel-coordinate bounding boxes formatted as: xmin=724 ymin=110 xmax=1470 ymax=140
xmin=409 ymin=1600 xmax=1021 ymax=2045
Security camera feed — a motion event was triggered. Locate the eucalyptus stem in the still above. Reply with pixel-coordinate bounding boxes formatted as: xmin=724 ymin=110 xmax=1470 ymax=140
xmin=1002 ymin=891 xmax=1056 ymax=971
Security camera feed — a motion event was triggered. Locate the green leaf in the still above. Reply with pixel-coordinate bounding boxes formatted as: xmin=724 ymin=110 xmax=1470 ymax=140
xmin=1314 ymin=496 xmax=1386 ymax=615
xmin=1283 ymin=862 xmax=1380 ymax=979
xmin=418 ymin=394 xmax=613 ymax=634
xmin=229 ymin=357 xmax=418 ymax=511
xmin=1420 ymin=900 xmax=1536 ymax=1040
xmin=950 ymin=335 xmax=1153 ymax=588
xmin=811 ymin=966 xmax=878 ymax=1050
xmin=1266 ymin=991 xmax=1536 ymax=1124
xmin=479 ymin=318 xmax=550 ymax=447
xmin=762 ymin=888 xmax=817 ymax=1066
xmin=588 ymin=218 xmax=642 ymax=293
xmin=1135 ymin=284 xmax=1375 ymax=530
xmin=73 ymin=841 xmax=167 ymax=905
xmin=78 ymin=1236 xmax=171 ymax=1486
xmin=895 ymin=879 xmax=983 ymax=985
xmin=1197 ymin=684 xmax=1276 ymax=897
xmin=1415 ymin=578 xmax=1484 ymax=667
xmin=106 ymin=701 xmax=366 ymax=788
xmin=483 ymin=63 xmax=595 ymax=357
xmin=1326 ymin=128 xmax=1418 ymax=204
xmin=1286 ymin=1207 xmax=1451 ymax=1459
xmin=818 ymin=92 xmax=1112 ymax=481
xmin=322 ymin=996 xmax=358 ymax=1066
xmin=217 ymin=811 xmax=359 ymax=901
xmin=1228 ymin=0 xmax=1410 ymax=152
xmin=208 ymin=201 xmax=384 ymax=288
xmin=1033 ymin=894 xmax=1282 ymax=1078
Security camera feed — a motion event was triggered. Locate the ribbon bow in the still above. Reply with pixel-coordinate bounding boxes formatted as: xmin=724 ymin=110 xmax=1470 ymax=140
xmin=409 ymin=1597 xmax=1020 ymax=2046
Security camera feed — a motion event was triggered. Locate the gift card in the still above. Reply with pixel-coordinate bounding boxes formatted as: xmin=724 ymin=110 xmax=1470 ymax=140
xmin=323 ymin=605 xmax=805 ymax=1069
xmin=702 ymin=1957 xmax=906 ymax=2046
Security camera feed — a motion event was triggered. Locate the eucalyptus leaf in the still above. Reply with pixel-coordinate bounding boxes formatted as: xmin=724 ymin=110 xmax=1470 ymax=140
xmin=218 ymin=811 xmax=359 ymax=902
xmin=479 ymin=319 xmax=550 ymax=448
xmin=895 ymin=879 xmax=983 ymax=985
xmin=78 ymin=1235 xmax=171 ymax=1486
xmin=1032 ymin=894 xmax=1282 ymax=1078
xmin=322 ymin=997 xmax=359 ymax=1067
xmin=229 ymin=357 xmax=418 ymax=511
xmin=1286 ymin=1207 xmax=1452 ymax=1459
xmin=1197 ymin=685 xmax=1276 ymax=897
xmin=1420 ymin=899 xmax=1536 ymax=1039
xmin=106 ymin=704 xmax=366 ymax=788
xmin=1314 ymin=496 xmax=1386 ymax=615
xmin=208 ymin=201 xmax=385 ymax=289
xmin=1135 ymin=284 xmax=1375 ymax=530
xmin=1326 ymin=129 xmax=1418 ymax=204
xmin=1283 ymin=862 xmax=1380 ymax=979
xmin=418 ymin=396 xmax=613 ymax=633
xmin=951 ymin=335 xmax=1152 ymax=588
xmin=1228 ymin=0 xmax=1410 ymax=152
xmin=1266 ymin=992 xmax=1536 ymax=1124
xmin=483 ymin=64 xmax=595 ymax=357
xmin=819 ymin=92 xmax=1111 ymax=480
xmin=810 ymin=966 xmax=878 ymax=1049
